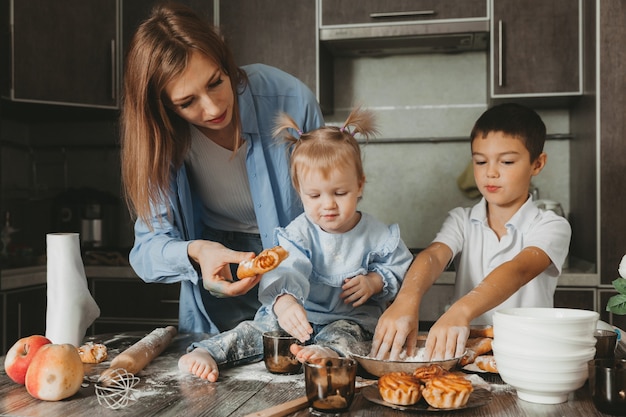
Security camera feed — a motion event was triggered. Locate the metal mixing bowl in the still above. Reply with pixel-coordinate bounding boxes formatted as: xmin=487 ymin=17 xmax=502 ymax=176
xmin=347 ymin=340 xmax=462 ymax=377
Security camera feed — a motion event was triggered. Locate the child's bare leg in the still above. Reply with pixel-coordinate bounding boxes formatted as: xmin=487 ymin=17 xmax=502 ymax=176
xmin=290 ymin=343 xmax=339 ymax=363
xmin=178 ymin=347 xmax=219 ymax=382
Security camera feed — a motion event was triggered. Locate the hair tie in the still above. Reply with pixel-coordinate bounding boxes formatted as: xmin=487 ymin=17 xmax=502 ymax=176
xmin=340 ymin=126 xmax=353 ymax=136
xmin=296 ymin=129 xmax=303 ymax=137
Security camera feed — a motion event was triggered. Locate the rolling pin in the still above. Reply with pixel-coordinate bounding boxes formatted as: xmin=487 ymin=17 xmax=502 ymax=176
xmin=99 ymin=326 xmax=177 ymax=384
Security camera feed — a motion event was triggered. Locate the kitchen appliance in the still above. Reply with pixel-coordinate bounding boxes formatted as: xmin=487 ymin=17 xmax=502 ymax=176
xmin=321 ymin=27 xmax=489 ymax=57
xmin=319 ymin=9 xmax=489 ymax=58
xmin=52 ymin=187 xmax=119 ymax=249
xmin=81 ymin=203 xmax=103 ymax=248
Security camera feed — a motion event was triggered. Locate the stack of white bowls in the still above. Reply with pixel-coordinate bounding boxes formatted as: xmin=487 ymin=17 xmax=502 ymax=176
xmin=492 ymin=307 xmax=599 ymax=404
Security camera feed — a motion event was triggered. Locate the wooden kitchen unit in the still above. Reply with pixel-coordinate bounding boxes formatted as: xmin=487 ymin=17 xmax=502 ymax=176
xmin=0 ymin=266 xmax=179 ymax=354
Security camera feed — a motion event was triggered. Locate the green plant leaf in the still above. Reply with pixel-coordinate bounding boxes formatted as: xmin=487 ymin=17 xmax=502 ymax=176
xmin=612 ymin=277 xmax=626 ymax=295
xmin=606 ymin=293 xmax=626 ymax=315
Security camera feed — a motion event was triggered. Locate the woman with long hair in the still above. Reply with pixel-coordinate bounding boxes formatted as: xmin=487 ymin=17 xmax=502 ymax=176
xmin=120 ymin=2 xmax=324 ymax=335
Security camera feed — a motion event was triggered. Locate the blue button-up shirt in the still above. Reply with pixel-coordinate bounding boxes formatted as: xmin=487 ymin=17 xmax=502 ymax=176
xmin=129 ymin=64 xmax=324 ymax=334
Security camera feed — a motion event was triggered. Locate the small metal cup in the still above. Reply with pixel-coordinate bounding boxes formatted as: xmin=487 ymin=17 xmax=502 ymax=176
xmin=262 ymin=331 xmax=302 ymax=374
xmin=588 ymin=358 xmax=626 ymax=416
xmin=304 ymin=357 xmax=357 ymax=413
xmin=594 ymin=329 xmax=618 ymax=359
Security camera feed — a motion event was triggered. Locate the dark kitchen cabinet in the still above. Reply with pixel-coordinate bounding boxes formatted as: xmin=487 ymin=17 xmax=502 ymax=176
xmin=88 ymin=277 xmax=179 ymax=334
xmin=554 ymin=287 xmax=596 ymax=312
xmin=1 ymin=285 xmax=47 ymax=354
xmin=3 ymin=0 xmax=213 ymax=110
xmin=320 ymin=0 xmax=488 ymax=26
xmin=597 ymin=1 xmax=626 ymax=286
xmin=219 ymin=0 xmax=317 ymax=102
xmin=6 ymin=0 xmax=119 ymax=108
xmin=569 ymin=0 xmax=626 ymax=285
xmin=490 ymin=0 xmax=582 ymax=102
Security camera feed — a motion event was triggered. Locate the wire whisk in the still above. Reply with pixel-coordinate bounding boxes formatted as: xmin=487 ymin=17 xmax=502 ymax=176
xmin=95 ymin=368 xmax=140 ymax=409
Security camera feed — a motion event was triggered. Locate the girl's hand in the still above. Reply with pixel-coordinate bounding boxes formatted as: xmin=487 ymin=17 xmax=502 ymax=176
xmin=187 ymin=240 xmax=261 ymax=297
xmin=340 ymin=272 xmax=384 ymax=307
xmin=273 ymin=294 xmax=313 ymax=343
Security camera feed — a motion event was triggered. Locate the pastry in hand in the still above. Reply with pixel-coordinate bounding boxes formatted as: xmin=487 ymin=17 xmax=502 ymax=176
xmin=378 ymin=371 xmax=423 ymax=406
xmin=77 ymin=342 xmax=108 ymax=364
xmin=236 ymin=246 xmax=289 ymax=279
xmin=422 ymin=373 xmax=473 ymax=409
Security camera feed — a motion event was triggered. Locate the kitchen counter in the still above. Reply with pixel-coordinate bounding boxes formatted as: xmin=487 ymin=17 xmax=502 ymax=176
xmin=0 ymin=331 xmax=614 ymax=417
xmin=0 ymin=265 xmax=138 ymax=290
xmin=0 ymin=259 xmax=599 ymax=291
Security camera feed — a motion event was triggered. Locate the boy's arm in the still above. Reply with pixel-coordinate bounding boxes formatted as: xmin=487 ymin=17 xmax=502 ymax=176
xmin=370 ymin=242 xmax=453 ymax=360
xmin=425 ymin=246 xmax=552 ymax=361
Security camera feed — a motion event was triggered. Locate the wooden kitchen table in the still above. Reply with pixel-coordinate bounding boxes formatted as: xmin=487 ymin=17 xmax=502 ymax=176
xmin=0 ymin=331 xmax=615 ymax=417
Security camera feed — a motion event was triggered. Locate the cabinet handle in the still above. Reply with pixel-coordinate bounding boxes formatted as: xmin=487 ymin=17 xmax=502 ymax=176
xmin=498 ymin=20 xmax=504 ymax=87
xmin=370 ymin=10 xmax=435 ymax=18
xmin=110 ymin=39 xmax=116 ymax=101
xmin=160 ymin=299 xmax=179 ymax=304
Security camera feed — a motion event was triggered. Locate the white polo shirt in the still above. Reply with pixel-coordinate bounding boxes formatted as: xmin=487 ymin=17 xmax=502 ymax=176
xmin=433 ymin=196 xmax=572 ymax=325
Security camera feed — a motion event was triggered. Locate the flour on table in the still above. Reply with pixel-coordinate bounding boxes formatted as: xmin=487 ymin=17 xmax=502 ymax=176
xmin=221 ymin=361 xmax=305 ymax=388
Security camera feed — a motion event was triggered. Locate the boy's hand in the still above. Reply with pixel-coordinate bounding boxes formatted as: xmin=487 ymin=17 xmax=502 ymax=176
xmin=341 ymin=272 xmax=383 ymax=307
xmin=273 ymin=294 xmax=313 ymax=343
xmin=423 ymin=312 xmax=470 ymax=361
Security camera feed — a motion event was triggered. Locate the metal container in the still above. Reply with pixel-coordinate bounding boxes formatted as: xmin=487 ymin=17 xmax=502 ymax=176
xmin=348 ymin=340 xmax=462 ymax=377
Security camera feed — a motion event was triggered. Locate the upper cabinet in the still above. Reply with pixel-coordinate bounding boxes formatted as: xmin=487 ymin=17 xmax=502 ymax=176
xmin=490 ymin=0 xmax=582 ymax=102
xmin=320 ymin=0 xmax=488 ymax=26
xmin=7 ymin=0 xmax=119 ymax=109
xmin=318 ymin=0 xmax=489 ymax=113
xmin=2 ymin=0 xmax=213 ymax=110
xmin=219 ymin=0 xmax=317 ymax=98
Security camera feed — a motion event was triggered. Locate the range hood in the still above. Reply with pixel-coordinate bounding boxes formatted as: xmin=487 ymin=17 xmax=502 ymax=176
xmin=320 ymin=20 xmax=489 ymax=57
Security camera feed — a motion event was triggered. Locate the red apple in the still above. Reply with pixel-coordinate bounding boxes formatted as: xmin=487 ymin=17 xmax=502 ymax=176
xmin=25 ymin=343 xmax=84 ymax=401
xmin=4 ymin=335 xmax=52 ymax=385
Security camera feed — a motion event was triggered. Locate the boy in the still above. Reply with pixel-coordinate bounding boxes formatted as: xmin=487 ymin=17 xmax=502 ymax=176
xmin=371 ymin=103 xmax=571 ymax=362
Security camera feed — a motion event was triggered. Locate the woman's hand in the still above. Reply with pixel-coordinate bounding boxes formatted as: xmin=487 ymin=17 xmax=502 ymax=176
xmin=340 ymin=272 xmax=383 ymax=307
xmin=187 ymin=240 xmax=261 ymax=297
xmin=273 ymin=294 xmax=312 ymax=343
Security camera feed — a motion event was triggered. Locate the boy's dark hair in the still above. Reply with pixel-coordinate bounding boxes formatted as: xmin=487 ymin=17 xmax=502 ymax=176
xmin=470 ymin=103 xmax=546 ymax=162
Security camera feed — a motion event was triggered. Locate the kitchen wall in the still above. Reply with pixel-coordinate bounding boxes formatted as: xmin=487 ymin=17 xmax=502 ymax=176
xmin=1 ymin=51 xmax=572 ymax=261
xmin=0 ymin=114 xmax=134 ymax=261
xmin=324 ymin=51 xmax=571 ymax=249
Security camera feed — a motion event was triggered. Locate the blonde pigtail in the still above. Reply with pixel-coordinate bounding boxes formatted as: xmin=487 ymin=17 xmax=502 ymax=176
xmin=273 ymin=112 xmax=303 ymax=147
xmin=341 ymin=106 xmax=379 ymax=141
